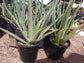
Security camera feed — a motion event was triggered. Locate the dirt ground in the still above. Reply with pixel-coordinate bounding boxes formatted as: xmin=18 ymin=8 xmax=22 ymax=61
xmin=0 ymin=32 xmax=84 ymax=63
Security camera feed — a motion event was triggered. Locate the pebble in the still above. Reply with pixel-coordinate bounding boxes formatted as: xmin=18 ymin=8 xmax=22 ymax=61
xmin=8 ymin=58 xmax=11 ymax=60
xmin=14 ymin=58 xmax=16 ymax=60
xmin=4 ymin=52 xmax=6 ymax=54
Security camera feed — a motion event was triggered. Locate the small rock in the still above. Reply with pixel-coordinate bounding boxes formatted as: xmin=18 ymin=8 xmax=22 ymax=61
xmin=14 ymin=58 xmax=16 ymax=60
xmin=3 ymin=52 xmax=6 ymax=54
xmin=8 ymin=58 xmax=11 ymax=60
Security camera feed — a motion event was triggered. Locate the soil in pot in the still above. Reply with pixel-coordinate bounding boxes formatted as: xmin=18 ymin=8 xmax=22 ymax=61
xmin=16 ymin=41 xmax=41 ymax=63
xmin=43 ymin=36 xmax=70 ymax=61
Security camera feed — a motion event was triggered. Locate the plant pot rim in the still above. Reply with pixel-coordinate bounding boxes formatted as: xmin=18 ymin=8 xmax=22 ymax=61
xmin=16 ymin=40 xmax=41 ymax=48
xmin=49 ymin=38 xmax=71 ymax=48
xmin=45 ymin=35 xmax=71 ymax=48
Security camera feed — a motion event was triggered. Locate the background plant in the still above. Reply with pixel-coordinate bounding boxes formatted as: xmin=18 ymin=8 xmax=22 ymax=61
xmin=50 ymin=0 xmax=84 ymax=46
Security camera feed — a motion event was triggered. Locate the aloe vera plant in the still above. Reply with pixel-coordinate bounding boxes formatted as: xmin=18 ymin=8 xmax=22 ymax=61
xmin=0 ymin=0 xmax=57 ymax=46
xmin=51 ymin=0 xmax=84 ymax=46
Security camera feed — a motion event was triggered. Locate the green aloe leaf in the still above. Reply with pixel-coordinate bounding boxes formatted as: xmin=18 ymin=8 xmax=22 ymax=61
xmin=60 ymin=0 xmax=75 ymax=28
xmin=62 ymin=24 xmax=84 ymax=43
xmin=32 ymin=26 xmax=51 ymax=42
xmin=39 ymin=26 xmax=51 ymax=38
xmin=54 ymin=28 xmax=68 ymax=45
xmin=0 ymin=28 xmax=31 ymax=46
xmin=36 ymin=29 xmax=58 ymax=42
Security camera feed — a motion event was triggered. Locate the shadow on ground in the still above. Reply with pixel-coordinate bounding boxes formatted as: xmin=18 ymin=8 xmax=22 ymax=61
xmin=61 ymin=53 xmax=84 ymax=63
xmin=34 ymin=58 xmax=57 ymax=63
xmin=34 ymin=53 xmax=84 ymax=63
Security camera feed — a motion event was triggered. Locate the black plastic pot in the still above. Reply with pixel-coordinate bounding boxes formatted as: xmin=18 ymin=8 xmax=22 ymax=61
xmin=43 ymin=36 xmax=70 ymax=61
xmin=16 ymin=41 xmax=41 ymax=63
xmin=39 ymin=39 xmax=44 ymax=48
xmin=0 ymin=17 xmax=7 ymax=29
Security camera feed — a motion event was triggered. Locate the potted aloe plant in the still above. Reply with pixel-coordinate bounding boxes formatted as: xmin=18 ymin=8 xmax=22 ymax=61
xmin=0 ymin=0 xmax=57 ymax=62
xmin=43 ymin=0 xmax=84 ymax=61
